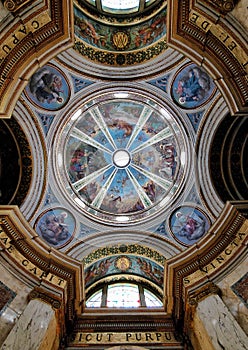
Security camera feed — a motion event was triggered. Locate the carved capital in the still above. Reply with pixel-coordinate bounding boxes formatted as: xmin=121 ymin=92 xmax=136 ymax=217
xmin=187 ymin=282 xmax=221 ymax=307
xmin=3 ymin=0 xmax=33 ymax=12
xmin=29 ymin=287 xmax=62 ymax=309
xmin=185 ymin=282 xmax=221 ymax=331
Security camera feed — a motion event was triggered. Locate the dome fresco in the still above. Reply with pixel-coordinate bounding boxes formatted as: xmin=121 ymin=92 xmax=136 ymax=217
xmin=6 ymin=0 xmax=235 ymax=271
xmin=59 ymin=92 xmax=187 ymax=224
xmin=73 ymin=0 xmax=167 ymax=65
xmin=20 ymin=58 xmax=219 ymax=248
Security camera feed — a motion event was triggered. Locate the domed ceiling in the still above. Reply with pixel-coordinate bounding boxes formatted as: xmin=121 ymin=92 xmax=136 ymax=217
xmin=1 ymin=0 xmax=236 ymax=293
xmin=58 ymin=91 xmax=187 ymax=224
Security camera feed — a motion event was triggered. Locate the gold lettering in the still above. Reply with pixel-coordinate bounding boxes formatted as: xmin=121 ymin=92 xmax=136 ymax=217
xmin=49 ymin=274 xmax=55 ymax=282
xmin=165 ymin=332 xmax=172 ymax=340
xmin=19 ymin=26 xmax=27 ymax=34
xmin=225 ymin=248 xmax=232 ymax=255
xmin=107 ymin=333 xmax=113 ymax=341
xmin=183 ymin=277 xmax=190 ymax=284
xmin=96 ymin=334 xmax=102 ymax=341
xmin=200 ymin=266 xmax=208 ymax=273
xmin=231 ymin=239 xmax=238 ymax=247
xmin=216 ymin=255 xmax=224 ymax=263
xmin=2 ymin=45 xmax=11 ymax=54
xmin=201 ymin=21 xmax=210 ymax=30
xmin=58 ymin=278 xmax=64 ymax=286
xmin=29 ymin=267 xmax=38 ymax=275
xmin=86 ymin=334 xmax=92 ymax=341
xmin=126 ymin=333 xmax=132 ymax=341
xmin=238 ymin=232 xmax=246 ymax=239
xmin=39 ymin=271 xmax=48 ymax=278
xmin=71 ymin=331 xmax=177 ymax=344
xmin=22 ymin=259 xmax=29 ymax=266
xmin=146 ymin=333 xmax=154 ymax=341
xmin=6 ymin=245 xmax=14 ymax=253
xmin=228 ymin=41 xmax=237 ymax=51
xmin=156 ymin=333 xmax=162 ymax=341
xmin=12 ymin=34 xmax=20 ymax=44
xmin=0 ymin=237 xmax=9 ymax=245
xmin=190 ymin=13 xmax=199 ymax=23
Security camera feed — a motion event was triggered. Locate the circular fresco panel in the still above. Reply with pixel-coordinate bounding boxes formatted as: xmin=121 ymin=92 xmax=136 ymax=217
xmin=35 ymin=208 xmax=75 ymax=247
xmin=25 ymin=64 xmax=70 ymax=111
xmin=55 ymin=92 xmax=189 ymax=225
xmin=171 ymin=63 xmax=216 ymax=109
xmin=169 ymin=205 xmax=211 ymax=246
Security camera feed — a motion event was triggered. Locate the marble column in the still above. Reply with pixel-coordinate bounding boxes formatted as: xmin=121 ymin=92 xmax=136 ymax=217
xmin=191 ymin=294 xmax=248 ymax=350
xmin=0 ymin=299 xmax=58 ymax=350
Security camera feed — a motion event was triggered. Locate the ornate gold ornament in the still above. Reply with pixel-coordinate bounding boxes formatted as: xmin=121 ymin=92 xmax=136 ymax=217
xmin=115 ymin=256 xmax=131 ymax=271
xmin=112 ymin=31 xmax=131 ymax=50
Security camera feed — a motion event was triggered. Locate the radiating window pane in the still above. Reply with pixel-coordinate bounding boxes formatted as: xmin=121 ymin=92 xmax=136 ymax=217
xmin=101 ymin=0 xmax=139 ymax=10
xmin=144 ymin=288 xmax=163 ymax=307
xmin=107 ymin=283 xmax=140 ymax=307
xmin=86 ymin=290 xmax=102 ymax=307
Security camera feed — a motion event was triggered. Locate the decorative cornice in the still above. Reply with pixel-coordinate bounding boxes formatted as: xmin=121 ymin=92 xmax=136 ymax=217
xmin=74 ymin=38 xmax=168 ymax=67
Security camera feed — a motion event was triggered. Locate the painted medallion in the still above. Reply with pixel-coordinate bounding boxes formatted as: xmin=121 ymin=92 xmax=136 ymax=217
xmin=35 ymin=208 xmax=75 ymax=247
xmin=169 ymin=205 xmax=211 ymax=246
xmin=25 ymin=65 xmax=70 ymax=111
xmin=171 ymin=63 xmax=216 ymax=109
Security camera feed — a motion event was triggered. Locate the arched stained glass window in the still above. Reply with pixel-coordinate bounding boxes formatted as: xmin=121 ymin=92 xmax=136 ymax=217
xmin=86 ymin=282 xmax=163 ymax=308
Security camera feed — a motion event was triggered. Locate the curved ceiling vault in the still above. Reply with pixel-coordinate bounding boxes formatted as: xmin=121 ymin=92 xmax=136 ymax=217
xmin=0 ymin=0 xmax=247 ymax=348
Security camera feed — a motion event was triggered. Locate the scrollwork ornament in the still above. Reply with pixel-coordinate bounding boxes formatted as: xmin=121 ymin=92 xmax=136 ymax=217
xmin=199 ymin=0 xmax=235 ymax=15
xmin=29 ymin=288 xmax=62 ymax=309
xmin=4 ymin=0 xmax=33 ymax=12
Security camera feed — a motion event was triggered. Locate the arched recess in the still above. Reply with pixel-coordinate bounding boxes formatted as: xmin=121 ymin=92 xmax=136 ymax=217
xmin=167 ymin=0 xmax=248 ymax=114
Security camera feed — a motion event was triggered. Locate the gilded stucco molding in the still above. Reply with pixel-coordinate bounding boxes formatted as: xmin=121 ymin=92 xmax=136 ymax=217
xmin=167 ymin=0 xmax=248 ymax=114
xmin=0 ymin=0 xmax=74 ymax=118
